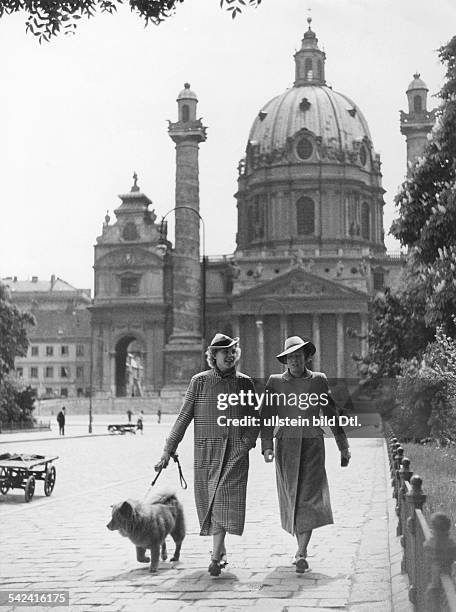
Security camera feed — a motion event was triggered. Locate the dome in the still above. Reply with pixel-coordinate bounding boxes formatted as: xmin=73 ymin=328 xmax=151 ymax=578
xmin=248 ymin=85 xmax=372 ymax=157
xmin=407 ymin=73 xmax=428 ymax=92
xmin=177 ymin=82 xmax=198 ymax=101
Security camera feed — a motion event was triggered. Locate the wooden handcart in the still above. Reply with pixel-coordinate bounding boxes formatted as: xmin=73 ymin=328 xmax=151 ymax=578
xmin=0 ymin=453 xmax=59 ymax=502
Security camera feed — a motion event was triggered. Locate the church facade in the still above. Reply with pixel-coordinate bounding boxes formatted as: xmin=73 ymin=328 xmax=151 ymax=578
xmin=90 ymin=20 xmax=433 ymax=397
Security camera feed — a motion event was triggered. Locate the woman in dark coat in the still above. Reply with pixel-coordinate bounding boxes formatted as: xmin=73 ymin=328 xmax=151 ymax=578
xmin=156 ymin=333 xmax=259 ymax=576
xmin=261 ymin=336 xmax=351 ymax=573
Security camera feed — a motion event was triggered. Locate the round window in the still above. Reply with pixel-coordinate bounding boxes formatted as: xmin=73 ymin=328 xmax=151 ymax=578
xmin=359 ymin=145 xmax=367 ymax=166
xmin=296 ymin=137 xmax=313 ymax=160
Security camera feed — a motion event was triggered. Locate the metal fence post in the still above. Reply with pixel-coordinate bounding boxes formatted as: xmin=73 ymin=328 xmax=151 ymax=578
xmin=424 ymin=512 xmax=456 ymax=612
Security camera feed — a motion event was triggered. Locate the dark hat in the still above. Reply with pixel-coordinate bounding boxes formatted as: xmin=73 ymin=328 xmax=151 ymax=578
xmin=276 ymin=336 xmax=316 ymax=364
xmin=209 ymin=333 xmax=239 ymax=349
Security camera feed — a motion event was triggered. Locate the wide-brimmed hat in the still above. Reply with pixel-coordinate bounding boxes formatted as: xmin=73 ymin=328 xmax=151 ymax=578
xmin=209 ymin=333 xmax=239 ymax=349
xmin=276 ymin=336 xmax=316 ymax=364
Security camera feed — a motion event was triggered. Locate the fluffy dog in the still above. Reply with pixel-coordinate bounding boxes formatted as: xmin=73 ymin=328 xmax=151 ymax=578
xmin=107 ymin=491 xmax=185 ymax=572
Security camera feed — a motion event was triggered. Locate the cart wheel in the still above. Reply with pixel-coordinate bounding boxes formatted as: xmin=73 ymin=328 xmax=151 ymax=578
xmin=25 ymin=476 xmax=35 ymax=502
xmin=44 ymin=466 xmax=56 ymax=496
xmin=0 ymin=467 xmax=9 ymax=494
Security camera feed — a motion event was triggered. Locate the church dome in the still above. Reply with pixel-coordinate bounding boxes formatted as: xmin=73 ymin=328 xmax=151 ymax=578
xmin=248 ymin=85 xmax=372 ymax=158
xmin=407 ymin=73 xmax=428 ymax=92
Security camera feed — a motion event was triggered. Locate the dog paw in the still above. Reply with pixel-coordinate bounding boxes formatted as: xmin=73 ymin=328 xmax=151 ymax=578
xmin=170 ymin=555 xmax=179 ymax=562
xmin=138 ymin=556 xmax=150 ymax=563
xmin=161 ymin=553 xmax=168 ymax=561
xmin=149 ymin=567 xmax=158 ymax=573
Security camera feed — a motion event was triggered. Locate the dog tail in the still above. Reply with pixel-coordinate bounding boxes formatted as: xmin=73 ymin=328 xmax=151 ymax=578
xmin=149 ymin=490 xmax=179 ymax=506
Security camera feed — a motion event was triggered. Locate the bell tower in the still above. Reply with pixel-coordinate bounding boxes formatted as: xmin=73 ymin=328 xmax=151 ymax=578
xmin=400 ymin=73 xmax=436 ymax=175
xmin=163 ymin=83 xmax=207 ymax=386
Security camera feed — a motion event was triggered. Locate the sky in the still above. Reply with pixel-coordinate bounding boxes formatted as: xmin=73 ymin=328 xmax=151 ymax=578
xmin=0 ymin=0 xmax=454 ymax=291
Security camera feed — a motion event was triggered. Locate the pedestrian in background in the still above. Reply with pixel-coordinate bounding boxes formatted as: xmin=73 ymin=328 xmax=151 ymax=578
xmin=261 ymin=336 xmax=351 ymax=573
xmin=137 ymin=410 xmax=144 ymax=434
xmin=57 ymin=406 xmax=66 ymax=436
xmin=155 ymin=333 xmax=259 ymax=577
xmin=157 ymin=408 xmax=162 ymax=424
xmin=126 ymin=408 xmax=133 ymax=423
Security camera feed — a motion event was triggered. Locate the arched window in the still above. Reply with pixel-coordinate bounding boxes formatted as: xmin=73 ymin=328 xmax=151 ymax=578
xmin=122 ymin=222 xmax=139 ymax=241
xmin=373 ymin=269 xmax=384 ymax=291
xmin=361 ymin=202 xmax=370 ymax=240
xmin=296 ymin=197 xmax=315 ymax=235
xmin=413 ymin=95 xmax=422 ymax=113
xmin=317 ymin=60 xmax=323 ymax=81
xmin=305 ymin=58 xmax=313 ymax=79
xmin=182 ymin=104 xmax=190 ymax=122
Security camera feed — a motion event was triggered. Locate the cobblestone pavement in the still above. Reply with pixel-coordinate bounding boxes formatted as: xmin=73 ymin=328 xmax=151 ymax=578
xmin=0 ymin=419 xmax=409 ymax=611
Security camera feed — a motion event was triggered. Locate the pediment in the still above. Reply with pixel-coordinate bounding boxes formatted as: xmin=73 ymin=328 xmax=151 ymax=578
xmin=235 ymin=268 xmax=366 ymax=300
xmin=96 ymin=247 xmax=162 ymax=269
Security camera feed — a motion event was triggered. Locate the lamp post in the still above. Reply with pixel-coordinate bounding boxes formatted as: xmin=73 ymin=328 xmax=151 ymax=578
xmin=157 ymin=206 xmax=207 ymax=346
xmin=88 ymin=332 xmax=104 ymax=434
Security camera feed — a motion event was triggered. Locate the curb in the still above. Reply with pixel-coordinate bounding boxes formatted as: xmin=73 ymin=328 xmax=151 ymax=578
xmin=0 ymin=432 xmax=113 ymax=444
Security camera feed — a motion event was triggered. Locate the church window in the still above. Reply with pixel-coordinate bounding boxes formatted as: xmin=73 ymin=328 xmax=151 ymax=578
xmin=361 ymin=202 xmax=370 ymax=240
xmin=296 ymin=197 xmax=315 ymax=235
xmin=359 ymin=145 xmax=367 ymax=166
xmin=122 ymin=223 xmax=139 ymax=241
xmin=247 ymin=196 xmax=265 ymax=242
xmin=413 ymin=95 xmax=422 ymax=113
xmin=182 ymin=104 xmax=190 ymax=122
xmin=373 ymin=269 xmax=384 ymax=291
xmin=296 ymin=137 xmax=313 ymax=160
xmin=317 ymin=60 xmax=323 ymax=81
xmin=120 ymin=275 xmax=140 ymax=296
xmin=305 ymin=57 xmax=313 ymax=79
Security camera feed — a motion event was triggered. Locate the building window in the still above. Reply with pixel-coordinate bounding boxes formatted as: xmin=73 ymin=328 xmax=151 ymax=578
xmin=296 ymin=137 xmax=313 ymax=160
xmin=60 ymin=388 xmax=68 ymax=398
xmin=46 ymin=346 xmax=54 ymax=357
xmin=30 ymin=367 xmax=38 ymax=378
xmin=317 ymin=59 xmax=323 ymax=81
xmin=76 ymin=366 xmax=84 ymax=379
xmin=414 ymin=95 xmax=422 ymax=113
xmin=296 ymin=197 xmax=315 ymax=235
xmin=182 ymin=104 xmax=190 ymax=122
xmin=61 ymin=345 xmax=69 ymax=356
xmin=120 ymin=275 xmax=140 ymax=296
xmin=361 ymin=202 xmax=370 ymax=240
xmin=45 ymin=367 xmax=54 ymax=378
xmin=76 ymin=344 xmax=84 ymax=357
xmin=77 ymin=388 xmax=84 ymax=397
xmin=45 ymin=387 xmax=53 ymax=396
xmin=122 ymin=222 xmax=139 ymax=241
xmin=305 ymin=57 xmax=313 ymax=79
xmin=31 ymin=346 xmax=39 ymax=357
xmin=16 ymin=367 xmax=23 ymax=378
xmin=359 ymin=145 xmax=367 ymax=167
xmin=60 ymin=367 xmax=70 ymax=378
xmin=373 ymin=269 xmax=384 ymax=291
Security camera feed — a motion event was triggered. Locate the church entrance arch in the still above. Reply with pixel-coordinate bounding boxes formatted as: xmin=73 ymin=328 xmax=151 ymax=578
xmin=114 ymin=334 xmax=146 ymax=397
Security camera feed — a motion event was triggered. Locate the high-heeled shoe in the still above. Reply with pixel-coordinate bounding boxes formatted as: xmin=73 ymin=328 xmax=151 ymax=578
xmin=208 ymin=553 xmax=228 ymax=576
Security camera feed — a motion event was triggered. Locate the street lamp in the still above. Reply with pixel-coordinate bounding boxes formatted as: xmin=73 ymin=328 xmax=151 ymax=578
xmin=157 ymin=206 xmax=207 ymax=346
xmin=88 ymin=332 xmax=104 ymax=434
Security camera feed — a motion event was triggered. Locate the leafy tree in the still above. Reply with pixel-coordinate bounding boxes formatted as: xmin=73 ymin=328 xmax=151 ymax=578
xmin=0 ymin=282 xmax=34 ymax=382
xmin=0 ymin=282 xmax=35 ymax=424
xmin=391 ymin=35 xmax=456 ymax=335
xmin=0 ymin=0 xmax=262 ymax=42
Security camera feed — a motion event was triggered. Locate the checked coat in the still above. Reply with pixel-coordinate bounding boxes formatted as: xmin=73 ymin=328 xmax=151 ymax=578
xmin=261 ymin=370 xmax=349 ymax=535
xmin=164 ymin=368 xmax=259 ymax=536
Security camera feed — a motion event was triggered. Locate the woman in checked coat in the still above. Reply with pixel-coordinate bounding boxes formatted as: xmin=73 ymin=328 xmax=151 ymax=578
xmin=261 ymin=336 xmax=351 ymax=573
xmin=156 ymin=333 xmax=259 ymax=576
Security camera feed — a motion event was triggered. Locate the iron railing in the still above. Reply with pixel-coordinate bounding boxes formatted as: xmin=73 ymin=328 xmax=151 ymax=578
xmin=385 ymin=429 xmax=456 ymax=611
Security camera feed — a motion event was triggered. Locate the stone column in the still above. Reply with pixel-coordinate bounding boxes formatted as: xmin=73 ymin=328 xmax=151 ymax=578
xmin=163 ymin=84 xmax=207 ymax=387
xmin=256 ymin=318 xmax=265 ymax=380
xmin=312 ymin=314 xmax=321 ymax=371
xmin=336 ymin=313 xmax=345 ymax=378
xmin=109 ymin=351 xmax=116 ymax=397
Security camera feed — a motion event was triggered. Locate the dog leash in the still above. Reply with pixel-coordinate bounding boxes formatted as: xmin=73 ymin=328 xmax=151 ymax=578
xmin=151 ymin=453 xmax=188 ymax=490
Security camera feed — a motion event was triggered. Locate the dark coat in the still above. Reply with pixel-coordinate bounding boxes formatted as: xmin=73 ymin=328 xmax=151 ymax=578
xmin=164 ymin=368 xmax=259 ymax=536
xmin=261 ymin=370 xmax=349 ymax=534
xmin=56 ymin=410 xmax=65 ymax=425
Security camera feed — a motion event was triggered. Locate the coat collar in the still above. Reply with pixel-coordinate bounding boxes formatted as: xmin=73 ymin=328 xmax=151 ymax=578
xmin=281 ymin=368 xmax=314 ymax=382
